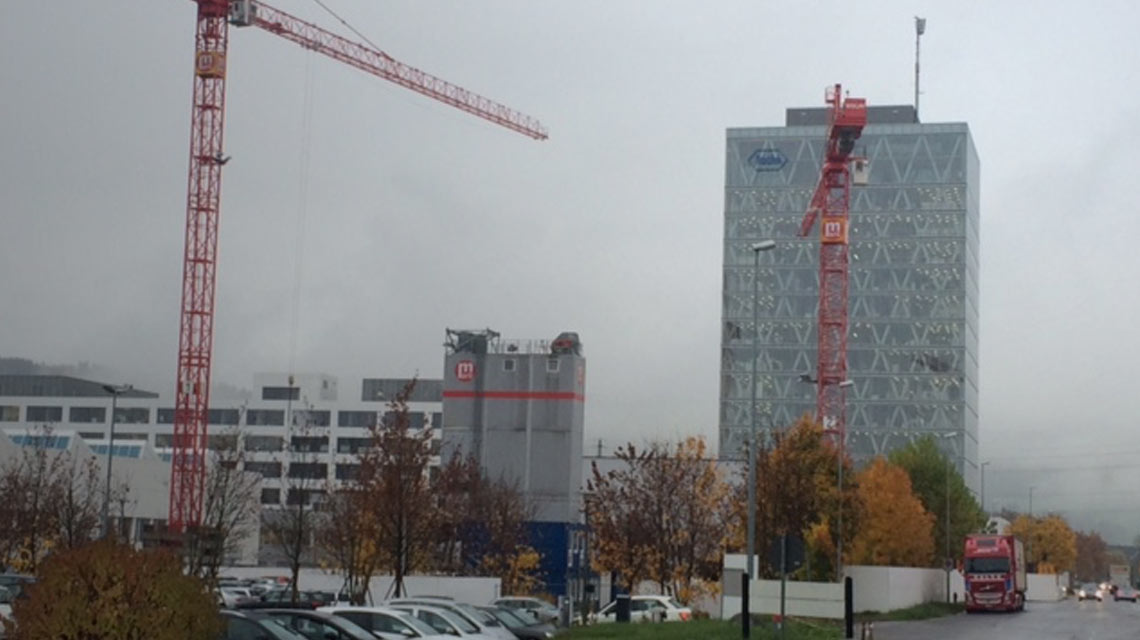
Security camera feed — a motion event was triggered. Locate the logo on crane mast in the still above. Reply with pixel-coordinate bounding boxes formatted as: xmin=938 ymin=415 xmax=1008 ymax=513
xmin=195 ymin=52 xmax=226 ymax=78
xmin=820 ymin=217 xmax=848 ymax=244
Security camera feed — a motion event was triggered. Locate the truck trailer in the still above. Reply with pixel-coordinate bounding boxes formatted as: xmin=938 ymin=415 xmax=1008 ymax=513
xmin=963 ymin=534 xmax=1027 ymax=612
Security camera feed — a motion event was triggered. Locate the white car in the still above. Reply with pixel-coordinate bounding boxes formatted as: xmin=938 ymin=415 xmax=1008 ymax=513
xmin=217 ymin=587 xmax=256 ymax=608
xmin=385 ymin=603 xmax=499 ymax=640
xmin=593 ymin=595 xmax=692 ymax=623
xmin=0 ymin=586 xmax=12 ymax=637
xmin=319 ymin=605 xmax=448 ymax=639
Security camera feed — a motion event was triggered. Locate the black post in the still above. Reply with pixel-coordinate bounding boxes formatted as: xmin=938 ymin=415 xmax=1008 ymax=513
xmin=779 ymin=534 xmax=787 ymax=640
xmin=615 ymin=593 xmax=631 ymax=623
xmin=741 ymin=572 xmax=750 ymax=638
xmin=844 ymin=576 xmax=854 ymax=639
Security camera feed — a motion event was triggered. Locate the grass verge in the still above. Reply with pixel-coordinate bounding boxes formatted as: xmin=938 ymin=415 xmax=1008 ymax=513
xmin=855 ymin=601 xmax=964 ymax=622
xmin=565 ymin=618 xmax=841 ymax=639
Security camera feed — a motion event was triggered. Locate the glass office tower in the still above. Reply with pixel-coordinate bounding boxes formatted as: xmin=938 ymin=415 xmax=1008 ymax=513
xmin=719 ymin=105 xmax=979 ymax=491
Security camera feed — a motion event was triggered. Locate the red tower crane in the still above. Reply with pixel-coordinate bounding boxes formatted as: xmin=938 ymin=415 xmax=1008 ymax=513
xmin=170 ymin=0 xmax=547 ymax=530
xmin=797 ymin=83 xmax=866 ymax=450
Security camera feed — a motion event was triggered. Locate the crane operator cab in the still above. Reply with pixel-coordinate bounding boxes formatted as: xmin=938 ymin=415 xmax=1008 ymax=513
xmin=229 ymin=0 xmax=256 ymax=26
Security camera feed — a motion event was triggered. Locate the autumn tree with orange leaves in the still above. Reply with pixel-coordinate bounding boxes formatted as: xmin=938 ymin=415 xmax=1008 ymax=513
xmin=1009 ymin=514 xmax=1076 ymax=574
xmin=849 ymin=457 xmax=934 ymax=567
xmin=586 ymin=437 xmax=730 ymax=603
xmin=732 ymin=415 xmax=859 ymax=579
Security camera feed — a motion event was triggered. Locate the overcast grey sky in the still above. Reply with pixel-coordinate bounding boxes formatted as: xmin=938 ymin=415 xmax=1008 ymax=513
xmin=4 ymin=2 xmax=1140 ymax=540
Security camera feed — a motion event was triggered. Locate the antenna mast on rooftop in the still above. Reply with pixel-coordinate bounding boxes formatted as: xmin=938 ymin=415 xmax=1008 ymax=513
xmin=915 ymin=16 xmax=926 ymax=121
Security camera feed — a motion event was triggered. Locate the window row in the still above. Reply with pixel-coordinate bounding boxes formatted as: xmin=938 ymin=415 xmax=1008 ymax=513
xmin=4 ymin=406 xmax=441 ymax=429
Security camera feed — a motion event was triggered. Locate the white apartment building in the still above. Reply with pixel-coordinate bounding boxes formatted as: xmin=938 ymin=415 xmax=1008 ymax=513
xmin=0 ymin=373 xmax=443 ymax=510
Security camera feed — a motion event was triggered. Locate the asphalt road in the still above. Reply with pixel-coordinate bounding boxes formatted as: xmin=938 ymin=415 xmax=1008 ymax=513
xmin=872 ymin=598 xmax=1140 ymax=640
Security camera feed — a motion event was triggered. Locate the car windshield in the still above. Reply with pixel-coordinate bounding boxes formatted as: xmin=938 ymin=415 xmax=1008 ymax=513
xmin=435 ymin=608 xmax=479 ymax=634
xmin=294 ymin=613 xmax=376 ymax=640
xmin=395 ymin=611 xmax=442 ymax=636
xmin=454 ymin=602 xmax=501 ymax=626
xmin=261 ymin=617 xmax=311 ymax=640
xmin=483 ymin=607 xmax=527 ymax=629
xmin=965 ymin=557 xmax=1009 ymax=573
xmin=1082 ymin=583 xmax=1098 ymax=591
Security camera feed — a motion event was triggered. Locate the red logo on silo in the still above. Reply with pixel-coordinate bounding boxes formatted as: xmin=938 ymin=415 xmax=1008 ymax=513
xmin=455 ymin=360 xmax=476 ymax=382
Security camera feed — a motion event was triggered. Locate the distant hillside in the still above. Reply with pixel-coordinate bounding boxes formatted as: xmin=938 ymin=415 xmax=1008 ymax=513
xmin=0 ymin=357 xmax=106 ymax=378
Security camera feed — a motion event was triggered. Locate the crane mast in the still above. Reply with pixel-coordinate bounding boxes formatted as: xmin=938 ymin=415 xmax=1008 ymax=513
xmin=798 ymin=83 xmax=866 ymax=450
xmin=170 ymin=0 xmax=546 ymax=531
xmin=171 ymin=0 xmax=229 ymax=532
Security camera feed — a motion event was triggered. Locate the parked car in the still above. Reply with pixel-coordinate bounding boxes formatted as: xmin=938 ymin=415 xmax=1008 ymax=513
xmin=262 ymin=609 xmax=378 ymax=640
xmin=387 ymin=598 xmax=514 ymax=640
xmin=1077 ymin=583 xmax=1104 ymax=602
xmin=219 ymin=610 xmax=309 ymax=640
xmin=0 ymin=585 xmax=13 ymax=637
xmin=489 ymin=597 xmax=559 ymax=625
xmin=592 ymin=596 xmax=692 ymax=623
xmin=320 ymin=605 xmax=448 ymax=639
xmin=385 ymin=603 xmax=499 ymax=640
xmin=477 ymin=605 xmax=559 ymax=640
xmin=1114 ymin=586 xmax=1138 ymax=602
xmin=0 ymin=575 xmax=34 ymax=600
xmin=238 ymin=589 xmax=335 ymax=610
xmin=218 ymin=587 xmax=258 ymax=609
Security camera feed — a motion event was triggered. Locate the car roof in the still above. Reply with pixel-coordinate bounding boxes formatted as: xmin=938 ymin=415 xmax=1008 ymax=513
xmin=263 ymin=609 xmax=341 ymax=619
xmin=222 ymin=609 xmax=271 ymax=620
xmin=319 ymin=605 xmax=416 ymax=615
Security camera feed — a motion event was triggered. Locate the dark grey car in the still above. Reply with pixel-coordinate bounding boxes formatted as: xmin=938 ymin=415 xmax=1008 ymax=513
xmin=478 ymin=606 xmax=559 ymax=640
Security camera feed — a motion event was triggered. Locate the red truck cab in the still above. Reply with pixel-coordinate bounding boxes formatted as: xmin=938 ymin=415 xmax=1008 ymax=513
xmin=963 ymin=534 xmax=1026 ymax=613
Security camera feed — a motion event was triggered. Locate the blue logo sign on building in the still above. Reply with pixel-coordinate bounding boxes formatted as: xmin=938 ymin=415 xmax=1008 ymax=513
xmin=747 ymin=148 xmax=786 ymax=172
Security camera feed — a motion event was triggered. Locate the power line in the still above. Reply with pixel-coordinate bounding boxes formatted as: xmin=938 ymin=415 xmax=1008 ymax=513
xmin=987 ymin=447 xmax=1140 ymax=462
xmin=987 ymin=462 xmax=1140 ymax=474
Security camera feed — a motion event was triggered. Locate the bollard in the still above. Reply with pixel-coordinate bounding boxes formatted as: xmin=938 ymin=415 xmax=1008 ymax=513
xmin=741 ymin=572 xmax=750 ymax=639
xmin=845 ymin=576 xmax=854 ymax=639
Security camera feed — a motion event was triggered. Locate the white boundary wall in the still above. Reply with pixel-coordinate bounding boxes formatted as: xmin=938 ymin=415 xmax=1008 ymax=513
xmin=1026 ymin=573 xmax=1065 ymax=602
xmin=843 ymin=566 xmax=964 ymax=612
xmin=722 ymin=555 xmax=974 ymax=618
xmin=219 ymin=567 xmax=501 ymax=604
xmin=721 ymin=554 xmax=845 ymax=620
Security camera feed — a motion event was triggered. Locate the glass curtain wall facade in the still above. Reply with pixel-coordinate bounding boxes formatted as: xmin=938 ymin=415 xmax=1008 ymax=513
xmin=719 ymin=111 xmax=979 ymax=491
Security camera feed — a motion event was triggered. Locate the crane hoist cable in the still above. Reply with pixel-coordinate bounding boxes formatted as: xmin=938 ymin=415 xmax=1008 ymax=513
xmin=288 ymin=55 xmax=316 ymax=379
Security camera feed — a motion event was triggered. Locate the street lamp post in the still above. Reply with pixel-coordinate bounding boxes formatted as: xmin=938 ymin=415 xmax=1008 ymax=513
xmin=980 ymin=461 xmax=991 ymax=516
xmin=101 ymin=383 xmax=133 ymax=539
xmin=835 ymin=378 xmax=854 ymax=582
xmin=746 ymin=239 xmax=776 ymax=589
xmin=935 ymin=431 xmax=959 ymax=603
xmin=945 ymin=453 xmax=951 ymax=602
xmin=1027 ymin=486 xmax=1035 ymax=572
xmin=796 ymin=374 xmax=853 ymax=581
